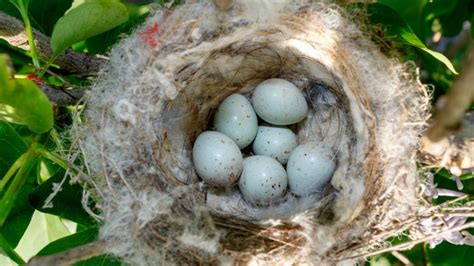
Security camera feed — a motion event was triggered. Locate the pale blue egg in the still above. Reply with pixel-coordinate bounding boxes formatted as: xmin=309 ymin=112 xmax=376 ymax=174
xmin=239 ymin=155 xmax=288 ymax=205
xmin=252 ymin=125 xmax=297 ymax=164
xmin=192 ymin=131 xmax=243 ymax=186
xmin=252 ymin=78 xmax=308 ymax=125
xmin=287 ymin=142 xmax=336 ymax=196
xmin=214 ymin=94 xmax=258 ymax=149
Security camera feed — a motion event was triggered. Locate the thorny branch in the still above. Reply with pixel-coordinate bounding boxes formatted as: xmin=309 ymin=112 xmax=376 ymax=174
xmin=0 ymin=11 xmax=106 ymax=75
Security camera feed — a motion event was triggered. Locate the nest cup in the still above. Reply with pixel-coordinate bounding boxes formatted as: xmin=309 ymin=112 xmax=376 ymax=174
xmin=73 ymin=1 xmax=429 ymax=265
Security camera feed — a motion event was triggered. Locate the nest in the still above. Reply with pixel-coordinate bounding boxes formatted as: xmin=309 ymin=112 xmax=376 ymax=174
xmin=72 ymin=1 xmax=432 ymax=265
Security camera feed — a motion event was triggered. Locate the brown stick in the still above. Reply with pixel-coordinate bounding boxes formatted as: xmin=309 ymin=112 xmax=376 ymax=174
xmin=39 ymin=84 xmax=86 ymax=107
xmin=27 ymin=240 xmax=109 ymax=266
xmin=426 ymin=47 xmax=474 ymax=142
xmin=0 ymin=11 xmax=106 ymax=75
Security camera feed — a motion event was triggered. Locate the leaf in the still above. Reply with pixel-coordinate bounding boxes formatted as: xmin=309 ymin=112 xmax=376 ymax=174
xmin=366 ymin=3 xmax=458 ymax=75
xmin=377 ymin=0 xmax=428 ymax=39
xmin=28 ymin=0 xmax=74 ymax=36
xmin=0 ymin=122 xmax=35 ymax=249
xmin=425 ymin=242 xmax=473 ymax=266
xmin=0 ymin=122 xmax=27 ymax=176
xmin=29 ymin=169 xmax=96 ymax=226
xmin=84 ymin=3 xmax=149 ymax=54
xmin=13 ymin=211 xmax=73 ymax=261
xmin=0 ymin=55 xmax=54 ymax=134
xmin=50 ymin=0 xmax=129 ymax=56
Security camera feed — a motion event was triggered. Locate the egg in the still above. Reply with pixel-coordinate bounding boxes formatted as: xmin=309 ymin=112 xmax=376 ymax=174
xmin=252 ymin=125 xmax=297 ymax=164
xmin=286 ymin=141 xmax=336 ymax=196
xmin=192 ymin=131 xmax=243 ymax=186
xmin=213 ymin=94 xmax=258 ymax=149
xmin=239 ymin=155 xmax=288 ymax=205
xmin=251 ymin=78 xmax=308 ymax=125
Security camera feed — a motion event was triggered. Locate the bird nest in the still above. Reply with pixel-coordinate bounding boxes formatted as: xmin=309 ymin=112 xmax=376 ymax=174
xmin=71 ymin=1 xmax=433 ymax=265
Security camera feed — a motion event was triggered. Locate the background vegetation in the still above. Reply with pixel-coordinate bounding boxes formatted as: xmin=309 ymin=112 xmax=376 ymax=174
xmin=0 ymin=0 xmax=472 ymax=265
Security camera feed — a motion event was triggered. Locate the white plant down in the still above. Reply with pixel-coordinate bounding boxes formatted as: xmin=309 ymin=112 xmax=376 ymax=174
xmin=71 ymin=0 xmax=430 ymax=265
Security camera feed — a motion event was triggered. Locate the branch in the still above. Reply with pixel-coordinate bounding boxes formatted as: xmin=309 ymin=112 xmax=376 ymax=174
xmin=27 ymin=240 xmax=109 ymax=266
xmin=0 ymin=11 xmax=106 ymax=75
xmin=39 ymin=84 xmax=87 ymax=107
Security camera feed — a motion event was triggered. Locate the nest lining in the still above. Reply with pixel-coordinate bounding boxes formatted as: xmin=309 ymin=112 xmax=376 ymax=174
xmin=72 ymin=1 xmax=430 ymax=265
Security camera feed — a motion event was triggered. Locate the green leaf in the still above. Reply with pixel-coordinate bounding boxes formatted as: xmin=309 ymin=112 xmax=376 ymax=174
xmin=367 ymin=3 xmax=458 ymax=74
xmin=0 ymin=122 xmax=35 ymax=249
xmin=0 ymin=234 xmax=25 ymax=264
xmin=425 ymin=242 xmax=474 ymax=266
xmin=28 ymin=0 xmax=74 ymax=36
xmin=0 ymin=55 xmax=54 ymax=133
xmin=84 ymin=3 xmax=149 ymax=54
xmin=377 ymin=0 xmax=428 ymax=39
xmin=29 ymin=169 xmax=96 ymax=226
xmin=0 ymin=122 xmax=27 ymax=176
xmin=50 ymin=0 xmax=129 ymax=56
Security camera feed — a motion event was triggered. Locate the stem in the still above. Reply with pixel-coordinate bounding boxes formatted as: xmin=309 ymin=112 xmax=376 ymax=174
xmin=0 ymin=234 xmax=26 ymax=264
xmin=11 ymin=0 xmax=41 ymax=69
xmin=0 ymin=150 xmax=37 ymax=226
xmin=34 ymin=145 xmax=69 ymax=170
xmin=0 ymin=152 xmax=28 ymax=191
xmin=37 ymin=55 xmax=60 ymax=79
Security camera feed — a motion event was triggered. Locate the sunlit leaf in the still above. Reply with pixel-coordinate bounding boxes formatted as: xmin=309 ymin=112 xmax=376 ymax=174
xmin=50 ymin=0 xmax=128 ymax=56
xmin=12 ymin=211 xmax=72 ymax=262
xmin=0 ymin=55 xmax=54 ymax=133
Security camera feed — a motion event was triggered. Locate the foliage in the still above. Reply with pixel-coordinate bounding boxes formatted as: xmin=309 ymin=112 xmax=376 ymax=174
xmin=0 ymin=0 xmax=472 ymax=265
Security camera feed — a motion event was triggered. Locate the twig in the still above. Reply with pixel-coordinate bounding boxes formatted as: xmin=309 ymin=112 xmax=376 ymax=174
xmin=39 ymin=84 xmax=87 ymax=107
xmin=391 ymin=251 xmax=413 ymax=266
xmin=27 ymin=240 xmax=110 ymax=266
xmin=0 ymin=11 xmax=106 ymax=75
xmin=340 ymin=221 xmax=474 ymax=260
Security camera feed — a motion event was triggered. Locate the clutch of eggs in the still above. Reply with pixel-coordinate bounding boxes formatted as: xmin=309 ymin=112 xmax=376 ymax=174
xmin=192 ymin=78 xmax=337 ymax=206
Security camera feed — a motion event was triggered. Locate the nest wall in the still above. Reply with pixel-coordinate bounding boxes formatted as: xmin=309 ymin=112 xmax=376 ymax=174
xmin=72 ymin=1 xmax=429 ymax=264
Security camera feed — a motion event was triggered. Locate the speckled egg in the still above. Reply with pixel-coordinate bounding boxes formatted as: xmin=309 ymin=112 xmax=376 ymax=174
xmin=252 ymin=125 xmax=297 ymax=164
xmin=287 ymin=141 xmax=336 ymax=196
xmin=251 ymin=78 xmax=308 ymax=125
xmin=213 ymin=94 xmax=258 ymax=149
xmin=192 ymin=131 xmax=243 ymax=186
xmin=239 ymin=155 xmax=288 ymax=205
